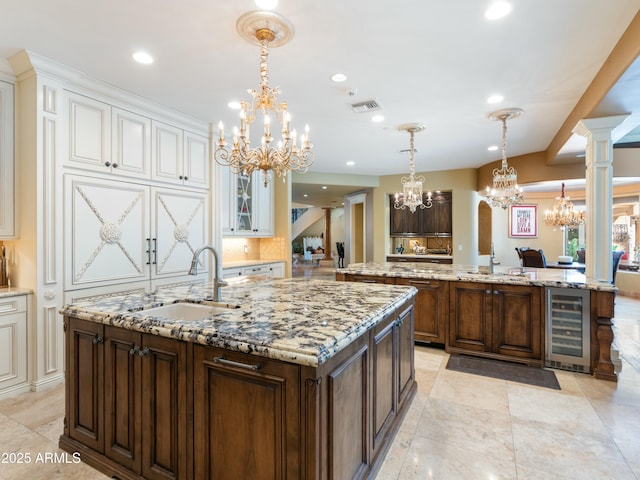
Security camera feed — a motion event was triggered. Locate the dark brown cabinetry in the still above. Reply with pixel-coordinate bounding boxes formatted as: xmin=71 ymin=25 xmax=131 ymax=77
xmin=396 ymin=278 xmax=448 ymax=344
xmin=193 ymin=345 xmax=301 ymax=480
xmin=62 ymin=318 xmax=188 ymax=480
xmin=389 ymin=192 xmax=452 ymax=237
xmin=448 ymin=282 xmax=543 ymax=365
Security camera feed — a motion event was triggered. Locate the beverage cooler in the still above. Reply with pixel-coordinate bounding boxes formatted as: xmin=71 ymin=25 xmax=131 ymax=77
xmin=545 ymin=287 xmax=590 ymax=373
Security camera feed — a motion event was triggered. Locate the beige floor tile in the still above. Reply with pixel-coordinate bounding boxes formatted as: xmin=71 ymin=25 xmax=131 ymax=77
xmin=397 ymin=435 xmax=518 ymax=479
xmin=515 ymin=464 xmax=576 ymax=479
xmin=429 ymin=368 xmax=510 ymax=414
xmin=0 ymin=384 xmax=64 ymax=431
xmin=511 ymin=417 xmax=635 ymax=480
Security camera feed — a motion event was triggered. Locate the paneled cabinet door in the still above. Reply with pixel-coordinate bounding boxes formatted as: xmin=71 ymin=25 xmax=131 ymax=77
xmin=396 ymin=278 xmax=447 ymax=344
xmin=0 ymin=296 xmax=27 ymax=391
xmin=183 ymin=130 xmax=209 ymax=187
xmin=67 ymin=92 xmax=111 ymax=171
xmin=448 ymin=281 xmax=492 ymax=352
xmin=151 ymin=121 xmax=183 ymax=184
xmin=65 ymin=175 xmax=149 ymax=289
xmin=111 ymin=107 xmax=151 ymax=179
xmin=0 ymin=80 xmax=15 ymax=237
xmin=252 ymin=172 xmax=274 ymax=236
xmin=152 ymin=188 xmax=207 ymax=277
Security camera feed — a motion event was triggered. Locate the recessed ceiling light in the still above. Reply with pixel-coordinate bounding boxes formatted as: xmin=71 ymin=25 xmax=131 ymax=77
xmin=331 ymin=73 xmax=347 ymax=83
xmin=255 ymin=0 xmax=278 ymax=10
xmin=132 ymin=51 xmax=153 ymax=64
xmin=346 ymin=161 xmax=355 ymax=166
xmin=228 ymin=101 xmax=241 ymax=109
xmin=372 ymin=115 xmax=384 ymax=123
xmin=485 ymin=1 xmax=512 ymax=20
xmin=322 ymin=186 xmax=328 ymax=190
xmin=303 ymin=194 xmax=308 ymax=198
xmin=487 ymin=94 xmax=504 ymax=104
xmin=488 ymin=145 xmax=499 ymax=151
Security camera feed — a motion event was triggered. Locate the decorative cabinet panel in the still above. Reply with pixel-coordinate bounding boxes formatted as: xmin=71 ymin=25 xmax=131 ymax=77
xmin=67 ymin=92 xmax=112 ymax=171
xmin=182 ymin=130 xmax=209 ymax=188
xmin=0 ymin=295 xmax=27 ymax=393
xmin=221 ymin=169 xmax=274 ymax=237
xmin=65 ymin=174 xmax=207 ymax=290
xmin=0 ymin=80 xmax=15 ymax=238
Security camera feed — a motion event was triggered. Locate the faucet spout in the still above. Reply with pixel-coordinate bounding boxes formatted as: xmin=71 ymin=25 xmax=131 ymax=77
xmin=189 ymin=245 xmax=227 ymax=302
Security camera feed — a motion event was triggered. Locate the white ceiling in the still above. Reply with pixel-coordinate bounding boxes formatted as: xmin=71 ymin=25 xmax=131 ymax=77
xmin=1 ymin=0 xmax=639 ymax=201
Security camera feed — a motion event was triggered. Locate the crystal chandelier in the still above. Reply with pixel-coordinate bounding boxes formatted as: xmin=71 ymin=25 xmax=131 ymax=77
xmin=393 ymin=124 xmax=432 ymax=213
xmin=215 ymin=11 xmax=313 ymax=187
xmin=484 ymin=108 xmax=524 ymax=209
xmin=543 ymin=183 xmax=585 ymax=227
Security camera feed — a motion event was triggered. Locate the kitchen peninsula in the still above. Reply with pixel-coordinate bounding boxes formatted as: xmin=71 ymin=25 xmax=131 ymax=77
xmin=337 ymin=262 xmax=617 ymax=382
xmin=59 ymin=278 xmax=417 ymax=480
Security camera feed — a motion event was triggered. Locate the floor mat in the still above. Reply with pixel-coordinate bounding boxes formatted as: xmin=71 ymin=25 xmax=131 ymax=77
xmin=446 ymin=355 xmax=560 ymax=390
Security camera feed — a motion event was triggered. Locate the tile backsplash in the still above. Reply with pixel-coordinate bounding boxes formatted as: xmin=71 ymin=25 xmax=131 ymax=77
xmin=223 ymin=237 xmax=287 ymax=263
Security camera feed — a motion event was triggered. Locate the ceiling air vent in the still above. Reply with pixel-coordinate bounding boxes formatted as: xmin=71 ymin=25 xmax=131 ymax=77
xmin=350 ymin=99 xmax=381 ymax=113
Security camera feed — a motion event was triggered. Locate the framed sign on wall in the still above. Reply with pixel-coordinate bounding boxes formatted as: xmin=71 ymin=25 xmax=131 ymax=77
xmin=509 ymin=205 xmax=538 ymax=238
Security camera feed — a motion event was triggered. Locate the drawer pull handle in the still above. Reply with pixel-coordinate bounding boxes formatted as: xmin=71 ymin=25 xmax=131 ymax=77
xmin=409 ymin=280 xmax=431 ymax=285
xmin=361 ymin=280 xmax=377 ymax=283
xmin=214 ymin=355 xmax=262 ymax=372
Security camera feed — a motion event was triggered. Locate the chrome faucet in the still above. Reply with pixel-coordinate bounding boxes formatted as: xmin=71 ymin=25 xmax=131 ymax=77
xmin=490 ymin=244 xmax=496 ymax=274
xmin=189 ymin=245 xmax=227 ymax=302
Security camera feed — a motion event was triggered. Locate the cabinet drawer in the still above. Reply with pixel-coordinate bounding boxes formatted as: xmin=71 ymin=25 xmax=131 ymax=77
xmin=0 ymin=296 xmax=27 ymax=315
xmin=242 ymin=265 xmax=271 ymax=276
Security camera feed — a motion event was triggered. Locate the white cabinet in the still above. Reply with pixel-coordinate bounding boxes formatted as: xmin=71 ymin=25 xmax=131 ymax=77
xmin=221 ymin=169 xmax=274 ymax=237
xmin=0 ymin=295 xmax=27 ymax=394
xmin=223 ymin=261 xmax=285 ymax=279
xmin=66 ymin=93 xmax=209 ymax=188
xmin=151 ymin=121 xmax=209 ymax=188
xmin=65 ymin=174 xmax=207 ymax=290
xmin=0 ymin=81 xmax=15 ymax=238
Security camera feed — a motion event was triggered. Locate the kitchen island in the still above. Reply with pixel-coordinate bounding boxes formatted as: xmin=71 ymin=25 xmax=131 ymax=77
xmin=59 ymin=278 xmax=417 ymax=480
xmin=337 ymin=262 xmax=617 ymax=381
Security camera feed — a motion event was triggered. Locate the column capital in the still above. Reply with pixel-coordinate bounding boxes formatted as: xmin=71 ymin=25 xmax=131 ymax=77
xmin=573 ymin=114 xmax=629 ymax=138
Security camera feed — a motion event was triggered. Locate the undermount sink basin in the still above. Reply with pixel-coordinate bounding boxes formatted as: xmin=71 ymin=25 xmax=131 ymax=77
xmin=142 ymin=302 xmax=238 ymax=321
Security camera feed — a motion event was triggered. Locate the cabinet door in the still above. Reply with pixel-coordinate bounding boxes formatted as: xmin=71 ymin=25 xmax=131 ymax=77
xmin=235 ymin=173 xmax=254 ymax=235
xmin=0 ymin=296 xmax=27 ymax=390
xmin=112 ymin=107 xmax=151 ymax=179
xmin=397 ymin=278 xmax=447 ymax=344
xmin=492 ymin=285 xmax=542 ymax=361
xmin=448 ymin=281 xmax=492 ymax=352
xmin=140 ymin=334 xmax=188 ymax=480
xmin=436 ymin=191 xmax=452 ymax=236
xmin=183 ymin=130 xmax=209 ymax=188
xmin=389 ymin=195 xmax=406 ymax=236
xmin=65 ymin=175 xmax=150 ymax=288
xmin=67 ymin=318 xmax=104 ymax=452
xmin=0 ymin=81 xmax=15 ymax=237
xmin=371 ymin=315 xmax=396 ymax=454
xmin=252 ymin=172 xmax=274 ymax=236
xmin=396 ymin=304 xmax=415 ymax=409
xmin=104 ymin=326 xmax=141 ymax=472
xmin=151 ymin=121 xmax=183 ymax=183
xmin=219 ymin=165 xmax=235 ymax=235
xmin=152 ymin=188 xmax=206 ymax=277
xmin=194 ymin=345 xmax=300 ymax=480
xmin=67 ymin=92 xmax=111 ymax=171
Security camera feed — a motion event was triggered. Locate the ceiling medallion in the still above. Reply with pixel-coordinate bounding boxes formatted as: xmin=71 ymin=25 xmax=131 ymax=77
xmin=215 ymin=11 xmax=313 ymax=187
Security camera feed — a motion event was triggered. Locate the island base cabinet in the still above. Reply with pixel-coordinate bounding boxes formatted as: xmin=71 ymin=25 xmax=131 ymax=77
xmin=193 ymin=345 xmax=301 ymax=480
xmin=396 ymin=278 xmax=447 ymax=344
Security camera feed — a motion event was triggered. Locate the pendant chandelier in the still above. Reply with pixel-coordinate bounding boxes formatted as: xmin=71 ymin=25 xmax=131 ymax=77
xmin=215 ymin=11 xmax=313 ymax=187
xmin=484 ymin=108 xmax=524 ymax=209
xmin=393 ymin=124 xmax=432 ymax=213
xmin=543 ymin=183 xmax=585 ymax=227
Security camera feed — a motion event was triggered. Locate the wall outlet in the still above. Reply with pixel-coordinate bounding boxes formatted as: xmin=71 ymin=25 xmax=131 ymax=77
xmin=243 ymin=244 xmax=249 ymax=254
xmin=458 ymin=244 xmax=463 ymax=251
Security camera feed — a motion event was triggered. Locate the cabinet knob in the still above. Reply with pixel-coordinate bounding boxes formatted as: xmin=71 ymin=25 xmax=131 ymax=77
xmin=104 ymin=161 xmax=111 ymax=167
xmin=92 ymin=335 xmax=104 ymax=344
xmin=179 ymin=175 xmax=184 ymax=180
xmin=485 ymin=289 xmax=492 ymax=295
xmin=112 ymin=163 xmax=118 ymax=168
xmin=183 ymin=176 xmax=188 ymax=181
xmin=494 ymin=290 xmax=499 ymax=295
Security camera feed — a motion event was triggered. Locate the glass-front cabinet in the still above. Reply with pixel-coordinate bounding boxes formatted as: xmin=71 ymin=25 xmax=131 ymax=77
xmin=221 ymin=167 xmax=274 ymax=237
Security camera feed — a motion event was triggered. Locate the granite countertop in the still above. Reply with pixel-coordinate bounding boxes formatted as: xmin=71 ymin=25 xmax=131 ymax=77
xmin=339 ymin=262 xmax=616 ymax=292
xmin=60 ymin=278 xmax=417 ymax=367
xmin=0 ymin=287 xmax=33 ymax=298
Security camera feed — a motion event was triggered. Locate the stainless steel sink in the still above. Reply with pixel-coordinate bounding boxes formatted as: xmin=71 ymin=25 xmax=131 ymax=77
xmin=141 ymin=302 xmax=239 ymax=321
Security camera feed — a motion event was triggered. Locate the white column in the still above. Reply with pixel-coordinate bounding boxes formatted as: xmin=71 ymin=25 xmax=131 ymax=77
xmin=573 ymin=115 xmax=627 ymax=282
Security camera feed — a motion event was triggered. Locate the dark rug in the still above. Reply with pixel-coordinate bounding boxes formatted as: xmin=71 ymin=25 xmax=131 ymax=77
xmin=446 ymin=355 xmax=560 ymax=390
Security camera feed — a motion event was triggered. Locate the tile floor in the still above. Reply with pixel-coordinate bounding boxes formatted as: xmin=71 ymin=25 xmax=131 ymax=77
xmin=0 ymin=295 xmax=638 ymax=480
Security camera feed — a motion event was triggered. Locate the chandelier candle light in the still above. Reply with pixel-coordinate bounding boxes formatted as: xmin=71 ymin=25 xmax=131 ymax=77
xmin=485 ymin=108 xmax=524 ymax=209
xmin=543 ymin=183 xmax=585 ymax=227
xmin=394 ymin=124 xmax=432 ymax=213
xmin=215 ymin=11 xmax=313 ymax=187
